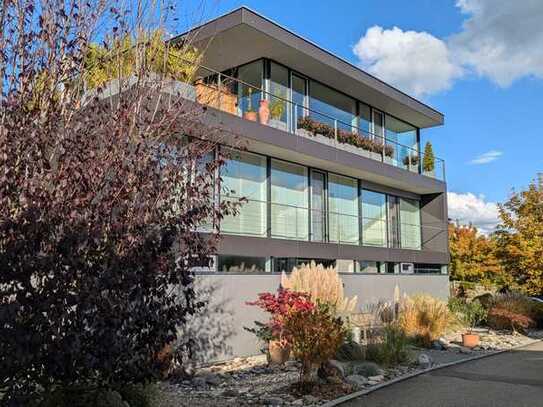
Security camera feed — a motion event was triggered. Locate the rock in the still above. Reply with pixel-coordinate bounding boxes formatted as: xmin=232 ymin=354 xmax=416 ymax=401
xmin=222 ymin=389 xmax=239 ymax=397
xmin=352 ymin=361 xmax=381 ymax=377
xmin=367 ymin=375 xmax=384 ymax=382
xmin=303 ymin=395 xmax=319 ymax=404
xmin=327 ymin=359 xmax=346 ymax=377
xmin=431 ymin=341 xmax=444 ymax=350
xmin=318 ymin=359 xmax=345 ymax=383
xmin=262 ymin=396 xmax=284 ymax=405
xmin=438 ymin=337 xmax=451 ymax=349
xmin=458 ymin=346 xmax=473 ymax=354
xmin=192 ymin=377 xmax=207 ymax=387
xmin=345 ymin=374 xmax=368 ymax=387
xmin=204 ymin=373 xmax=222 ymax=386
xmin=417 ymin=353 xmax=432 ymax=369
xmin=292 ymin=399 xmax=304 ymax=406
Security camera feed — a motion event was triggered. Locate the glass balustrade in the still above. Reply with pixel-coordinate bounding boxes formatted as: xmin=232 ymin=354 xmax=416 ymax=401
xmin=189 ymin=65 xmax=445 ymax=181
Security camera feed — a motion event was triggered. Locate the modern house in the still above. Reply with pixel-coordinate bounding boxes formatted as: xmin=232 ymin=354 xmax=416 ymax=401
xmin=174 ymin=7 xmax=450 ymax=358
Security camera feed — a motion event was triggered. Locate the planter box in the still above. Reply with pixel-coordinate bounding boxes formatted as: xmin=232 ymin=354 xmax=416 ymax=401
xmin=297 ymin=128 xmax=312 ymax=138
xmin=269 ymin=119 xmax=288 ymax=132
xmin=313 ymin=133 xmax=336 ymax=148
xmin=337 ymin=142 xmax=360 ymax=156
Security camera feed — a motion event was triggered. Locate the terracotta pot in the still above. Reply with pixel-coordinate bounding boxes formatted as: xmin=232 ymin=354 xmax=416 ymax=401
xmin=243 ymin=111 xmax=257 ymax=121
xmin=258 ymin=99 xmax=270 ymax=124
xmin=462 ymin=333 xmax=480 ymax=348
xmin=268 ymin=340 xmax=291 ymax=365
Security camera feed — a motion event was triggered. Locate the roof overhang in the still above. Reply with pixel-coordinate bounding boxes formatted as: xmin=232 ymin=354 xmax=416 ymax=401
xmin=174 ymin=7 xmax=444 ymax=129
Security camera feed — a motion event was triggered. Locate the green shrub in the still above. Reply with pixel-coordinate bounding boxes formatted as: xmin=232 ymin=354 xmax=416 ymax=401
xmin=335 ymin=340 xmax=365 ymax=362
xmin=473 ymin=293 xmax=494 ymax=309
xmin=366 ymin=324 xmax=411 ymax=367
xmin=449 ymin=299 xmax=487 ymax=332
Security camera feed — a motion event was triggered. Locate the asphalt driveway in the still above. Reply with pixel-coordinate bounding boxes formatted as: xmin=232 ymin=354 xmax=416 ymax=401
xmin=342 ymin=340 xmax=543 ymax=407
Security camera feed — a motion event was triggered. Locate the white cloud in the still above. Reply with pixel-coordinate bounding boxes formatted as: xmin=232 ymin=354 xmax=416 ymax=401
xmin=450 ymin=0 xmax=543 ymax=87
xmin=352 ymin=0 xmax=543 ymax=96
xmin=353 ymin=26 xmax=462 ymax=98
xmin=448 ymin=192 xmax=499 ymax=234
xmin=469 ymin=150 xmax=503 ymax=165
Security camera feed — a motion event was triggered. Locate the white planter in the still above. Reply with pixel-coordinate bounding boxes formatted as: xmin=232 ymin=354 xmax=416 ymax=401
xmin=269 ymin=119 xmax=288 ymax=132
xmin=370 ymin=151 xmax=382 ymax=161
xmin=337 ymin=142 xmax=360 ymax=155
xmin=314 ymin=133 xmax=336 ymax=148
xmin=297 ymin=128 xmax=312 ymax=138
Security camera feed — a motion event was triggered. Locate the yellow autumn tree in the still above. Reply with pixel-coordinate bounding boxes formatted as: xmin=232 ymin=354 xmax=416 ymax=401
xmin=448 ymin=222 xmax=504 ymax=286
xmin=494 ymin=177 xmax=543 ymax=296
xmin=83 ymin=29 xmax=200 ymax=89
xmin=281 ymin=261 xmax=358 ymax=315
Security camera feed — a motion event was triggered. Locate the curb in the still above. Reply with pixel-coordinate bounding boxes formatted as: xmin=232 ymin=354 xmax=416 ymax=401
xmin=319 ymin=338 xmax=542 ymax=407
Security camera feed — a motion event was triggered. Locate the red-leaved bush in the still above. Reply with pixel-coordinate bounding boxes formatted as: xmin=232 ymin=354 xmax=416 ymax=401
xmin=487 ymin=307 xmax=535 ymax=332
xmin=247 ymin=288 xmax=314 ymax=345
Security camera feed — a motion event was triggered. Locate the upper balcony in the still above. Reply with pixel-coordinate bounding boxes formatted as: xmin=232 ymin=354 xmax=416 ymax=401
xmin=174 ymin=7 xmax=446 ymax=184
xmin=189 ymin=62 xmax=446 ymax=182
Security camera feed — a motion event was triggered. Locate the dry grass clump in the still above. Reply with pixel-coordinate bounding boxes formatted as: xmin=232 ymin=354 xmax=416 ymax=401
xmin=281 ymin=261 xmax=357 ymax=314
xmin=398 ymin=295 xmax=455 ymax=347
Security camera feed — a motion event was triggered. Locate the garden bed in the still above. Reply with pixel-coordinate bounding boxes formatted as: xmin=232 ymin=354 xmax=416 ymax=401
xmin=155 ymin=329 xmax=543 ymax=407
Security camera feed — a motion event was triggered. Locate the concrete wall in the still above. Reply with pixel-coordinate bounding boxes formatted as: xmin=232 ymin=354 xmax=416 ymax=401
xmin=193 ymin=273 xmax=450 ymax=361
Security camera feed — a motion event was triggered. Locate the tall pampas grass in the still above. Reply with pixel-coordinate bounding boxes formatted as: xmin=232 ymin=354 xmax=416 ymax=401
xmin=281 ymin=261 xmax=358 ymax=315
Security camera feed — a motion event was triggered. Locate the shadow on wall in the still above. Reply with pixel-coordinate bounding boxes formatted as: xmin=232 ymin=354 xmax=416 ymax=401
xmin=174 ymin=278 xmax=235 ymax=369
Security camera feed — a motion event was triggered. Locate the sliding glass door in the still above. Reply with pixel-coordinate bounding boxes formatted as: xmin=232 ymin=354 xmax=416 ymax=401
xmin=310 ymin=170 xmax=326 ymax=242
xmin=271 ymin=159 xmax=309 ymax=240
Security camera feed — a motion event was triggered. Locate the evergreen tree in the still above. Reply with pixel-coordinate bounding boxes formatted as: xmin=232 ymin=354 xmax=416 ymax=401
xmin=422 ymin=141 xmax=435 ymax=173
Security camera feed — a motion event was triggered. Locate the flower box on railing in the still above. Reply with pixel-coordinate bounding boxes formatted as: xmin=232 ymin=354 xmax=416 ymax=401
xmin=297 ymin=116 xmax=394 ymax=159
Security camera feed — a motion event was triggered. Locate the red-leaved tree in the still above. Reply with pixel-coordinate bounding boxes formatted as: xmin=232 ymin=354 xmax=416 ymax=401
xmin=0 ymin=0 xmax=240 ymax=403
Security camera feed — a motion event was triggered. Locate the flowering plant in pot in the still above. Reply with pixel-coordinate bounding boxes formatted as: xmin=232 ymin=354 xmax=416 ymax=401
xmin=246 ymin=288 xmax=314 ymax=365
xmin=457 ymin=300 xmax=487 ymax=348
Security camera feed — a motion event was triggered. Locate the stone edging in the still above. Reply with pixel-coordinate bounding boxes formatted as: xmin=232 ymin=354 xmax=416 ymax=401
xmin=319 ymin=338 xmax=542 ymax=407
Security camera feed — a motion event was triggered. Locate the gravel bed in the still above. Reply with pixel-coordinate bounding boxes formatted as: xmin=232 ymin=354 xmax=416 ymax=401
xmin=155 ymin=329 xmax=543 ymax=407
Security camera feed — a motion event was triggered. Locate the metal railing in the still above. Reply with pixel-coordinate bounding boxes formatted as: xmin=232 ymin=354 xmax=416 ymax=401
xmin=188 ymin=64 xmax=446 ymax=181
xmin=218 ymin=196 xmax=448 ymax=251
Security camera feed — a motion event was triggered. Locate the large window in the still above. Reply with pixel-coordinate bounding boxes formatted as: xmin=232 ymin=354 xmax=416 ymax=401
xmin=271 ymin=159 xmax=309 ymax=240
xmin=221 ymin=149 xmax=267 ymax=236
xmin=328 ymin=174 xmax=359 ymax=244
xmin=268 ymin=62 xmax=290 ymax=131
xmin=218 ymin=255 xmax=267 ymax=273
xmin=385 ymin=115 xmax=418 ymax=170
xmin=362 ymin=190 xmax=387 ymax=247
xmin=400 ymin=198 xmax=421 ymax=249
xmin=309 ymin=80 xmax=357 ymax=132
xmin=236 ymin=61 xmax=263 ymax=117
xmin=310 ymin=170 xmax=326 ymax=242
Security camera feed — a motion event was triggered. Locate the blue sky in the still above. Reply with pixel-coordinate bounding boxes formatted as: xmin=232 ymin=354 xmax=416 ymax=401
xmin=184 ymin=0 xmax=543 ymax=232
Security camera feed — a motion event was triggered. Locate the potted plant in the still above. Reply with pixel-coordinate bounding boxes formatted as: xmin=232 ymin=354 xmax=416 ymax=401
xmin=243 ymin=87 xmax=258 ymax=121
xmin=258 ymin=99 xmax=270 ymax=125
xmin=422 ymin=141 xmax=435 ymax=176
xmin=459 ymin=300 xmax=487 ymax=348
xmin=246 ymin=288 xmax=314 ymax=366
xmin=244 ymin=321 xmax=290 ymax=364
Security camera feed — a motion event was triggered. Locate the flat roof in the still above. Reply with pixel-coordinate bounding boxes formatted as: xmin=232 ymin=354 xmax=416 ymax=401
xmin=173 ymin=7 xmax=444 ymax=129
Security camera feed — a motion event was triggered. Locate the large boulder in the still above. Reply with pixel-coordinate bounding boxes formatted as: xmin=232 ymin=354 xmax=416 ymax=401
xmin=352 ymin=361 xmax=382 ymax=377
xmin=318 ymin=359 xmax=345 ymax=384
